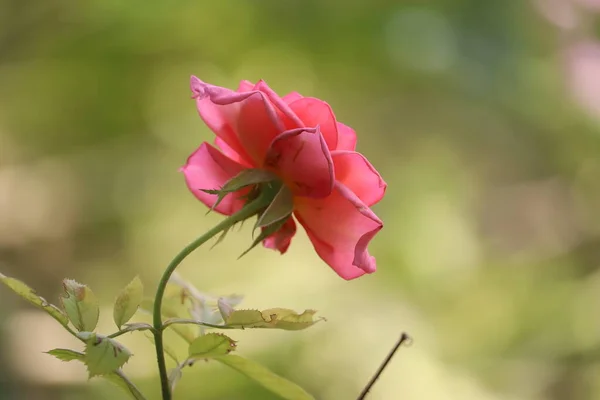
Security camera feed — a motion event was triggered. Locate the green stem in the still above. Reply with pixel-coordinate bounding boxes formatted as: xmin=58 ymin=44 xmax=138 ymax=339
xmin=107 ymin=330 xmax=132 ymax=339
xmin=162 ymin=318 xmax=235 ymax=330
xmin=152 ymin=200 xmax=265 ymax=400
xmin=107 ymin=323 xmax=155 ymax=339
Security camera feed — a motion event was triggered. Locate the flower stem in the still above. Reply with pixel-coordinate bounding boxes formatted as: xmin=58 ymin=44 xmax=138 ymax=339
xmin=152 ymin=200 xmax=265 ymax=400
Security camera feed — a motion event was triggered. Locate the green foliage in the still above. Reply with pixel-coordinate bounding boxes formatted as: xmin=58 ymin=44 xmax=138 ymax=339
xmin=201 ymin=169 xmax=279 ymax=212
xmin=104 ymin=371 xmax=147 ymax=400
xmin=83 ymin=333 xmax=132 ymax=377
xmin=46 ymin=348 xmax=85 ymax=362
xmin=1 ymin=271 xmax=318 ymax=399
xmin=1 ymin=273 xmax=146 ymax=398
xmin=225 ymin=309 xmax=322 ymax=330
xmin=60 ymin=279 xmax=100 ymax=332
xmin=46 ymin=348 xmax=144 ymax=400
xmin=113 ymin=276 xmax=144 ymax=328
xmin=0 ymin=272 xmax=69 ymax=328
xmin=160 ymin=278 xmax=322 ymax=335
xmin=188 ymin=333 xmax=237 ymax=359
xmin=164 ymin=307 xmax=322 ymax=332
xmin=216 ymin=355 xmax=315 ymax=400
xmin=155 ymin=276 xmax=319 ymax=398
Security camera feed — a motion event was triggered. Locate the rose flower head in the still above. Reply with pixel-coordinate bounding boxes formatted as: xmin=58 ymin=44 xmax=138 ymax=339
xmin=181 ymin=77 xmax=386 ymax=280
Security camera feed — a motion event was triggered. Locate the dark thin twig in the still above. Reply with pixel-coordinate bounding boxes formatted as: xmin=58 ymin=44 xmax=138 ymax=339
xmin=356 ymin=332 xmax=412 ymax=400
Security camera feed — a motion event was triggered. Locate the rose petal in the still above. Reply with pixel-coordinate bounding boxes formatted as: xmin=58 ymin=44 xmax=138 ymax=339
xmin=191 ymin=76 xmax=254 ymax=165
xmin=214 ymin=137 xmax=252 ymax=167
xmin=282 ymin=91 xmax=304 ymax=104
xmin=336 ymin=122 xmax=357 ymax=151
xmin=295 ymin=183 xmax=383 ymax=280
xmin=289 ymin=97 xmax=338 ymax=150
xmin=191 ymin=76 xmax=287 ymax=166
xmin=237 ymin=80 xmax=255 ymax=92
xmin=180 ymin=142 xmax=247 ymax=215
xmin=265 ymin=127 xmax=334 ymax=198
xmin=331 ymin=151 xmax=386 ymax=206
xmin=254 ymin=80 xmax=304 ymax=129
xmin=262 ymin=217 xmax=297 ymax=254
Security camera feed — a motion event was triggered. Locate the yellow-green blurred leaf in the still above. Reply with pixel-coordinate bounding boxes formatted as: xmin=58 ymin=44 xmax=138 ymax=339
xmin=61 ymin=279 xmax=100 ymax=332
xmin=0 ymin=272 xmax=69 ymax=328
xmin=188 ymin=333 xmax=236 ymax=359
xmin=216 ymin=355 xmax=314 ymax=400
xmin=46 ymin=348 xmax=144 ymax=400
xmin=225 ymin=309 xmax=268 ymax=328
xmin=104 ymin=370 xmax=147 ymax=400
xmin=261 ymin=308 xmax=321 ymax=331
xmin=46 ymin=348 xmax=85 ymax=362
xmin=225 ymin=309 xmax=322 ymax=330
xmin=84 ymin=334 xmax=132 ymax=377
xmin=113 ymin=276 xmax=144 ymax=328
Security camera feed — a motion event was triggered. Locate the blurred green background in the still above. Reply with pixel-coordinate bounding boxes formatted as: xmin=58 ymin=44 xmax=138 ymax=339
xmin=2 ymin=0 xmax=600 ymax=399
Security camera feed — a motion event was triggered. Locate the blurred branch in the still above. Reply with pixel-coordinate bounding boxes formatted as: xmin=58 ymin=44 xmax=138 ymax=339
xmin=356 ymin=333 xmax=412 ymax=400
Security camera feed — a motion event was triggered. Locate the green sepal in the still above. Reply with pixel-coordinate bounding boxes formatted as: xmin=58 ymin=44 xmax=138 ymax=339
xmin=238 ymin=217 xmax=289 ymax=259
xmin=201 ymin=169 xmax=278 ymax=213
xmin=254 ymin=184 xmax=293 ymax=229
xmin=210 ymin=226 xmax=232 ymax=249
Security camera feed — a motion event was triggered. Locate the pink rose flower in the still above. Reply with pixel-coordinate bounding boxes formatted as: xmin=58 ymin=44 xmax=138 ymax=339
xmin=182 ymin=77 xmax=386 ymax=280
